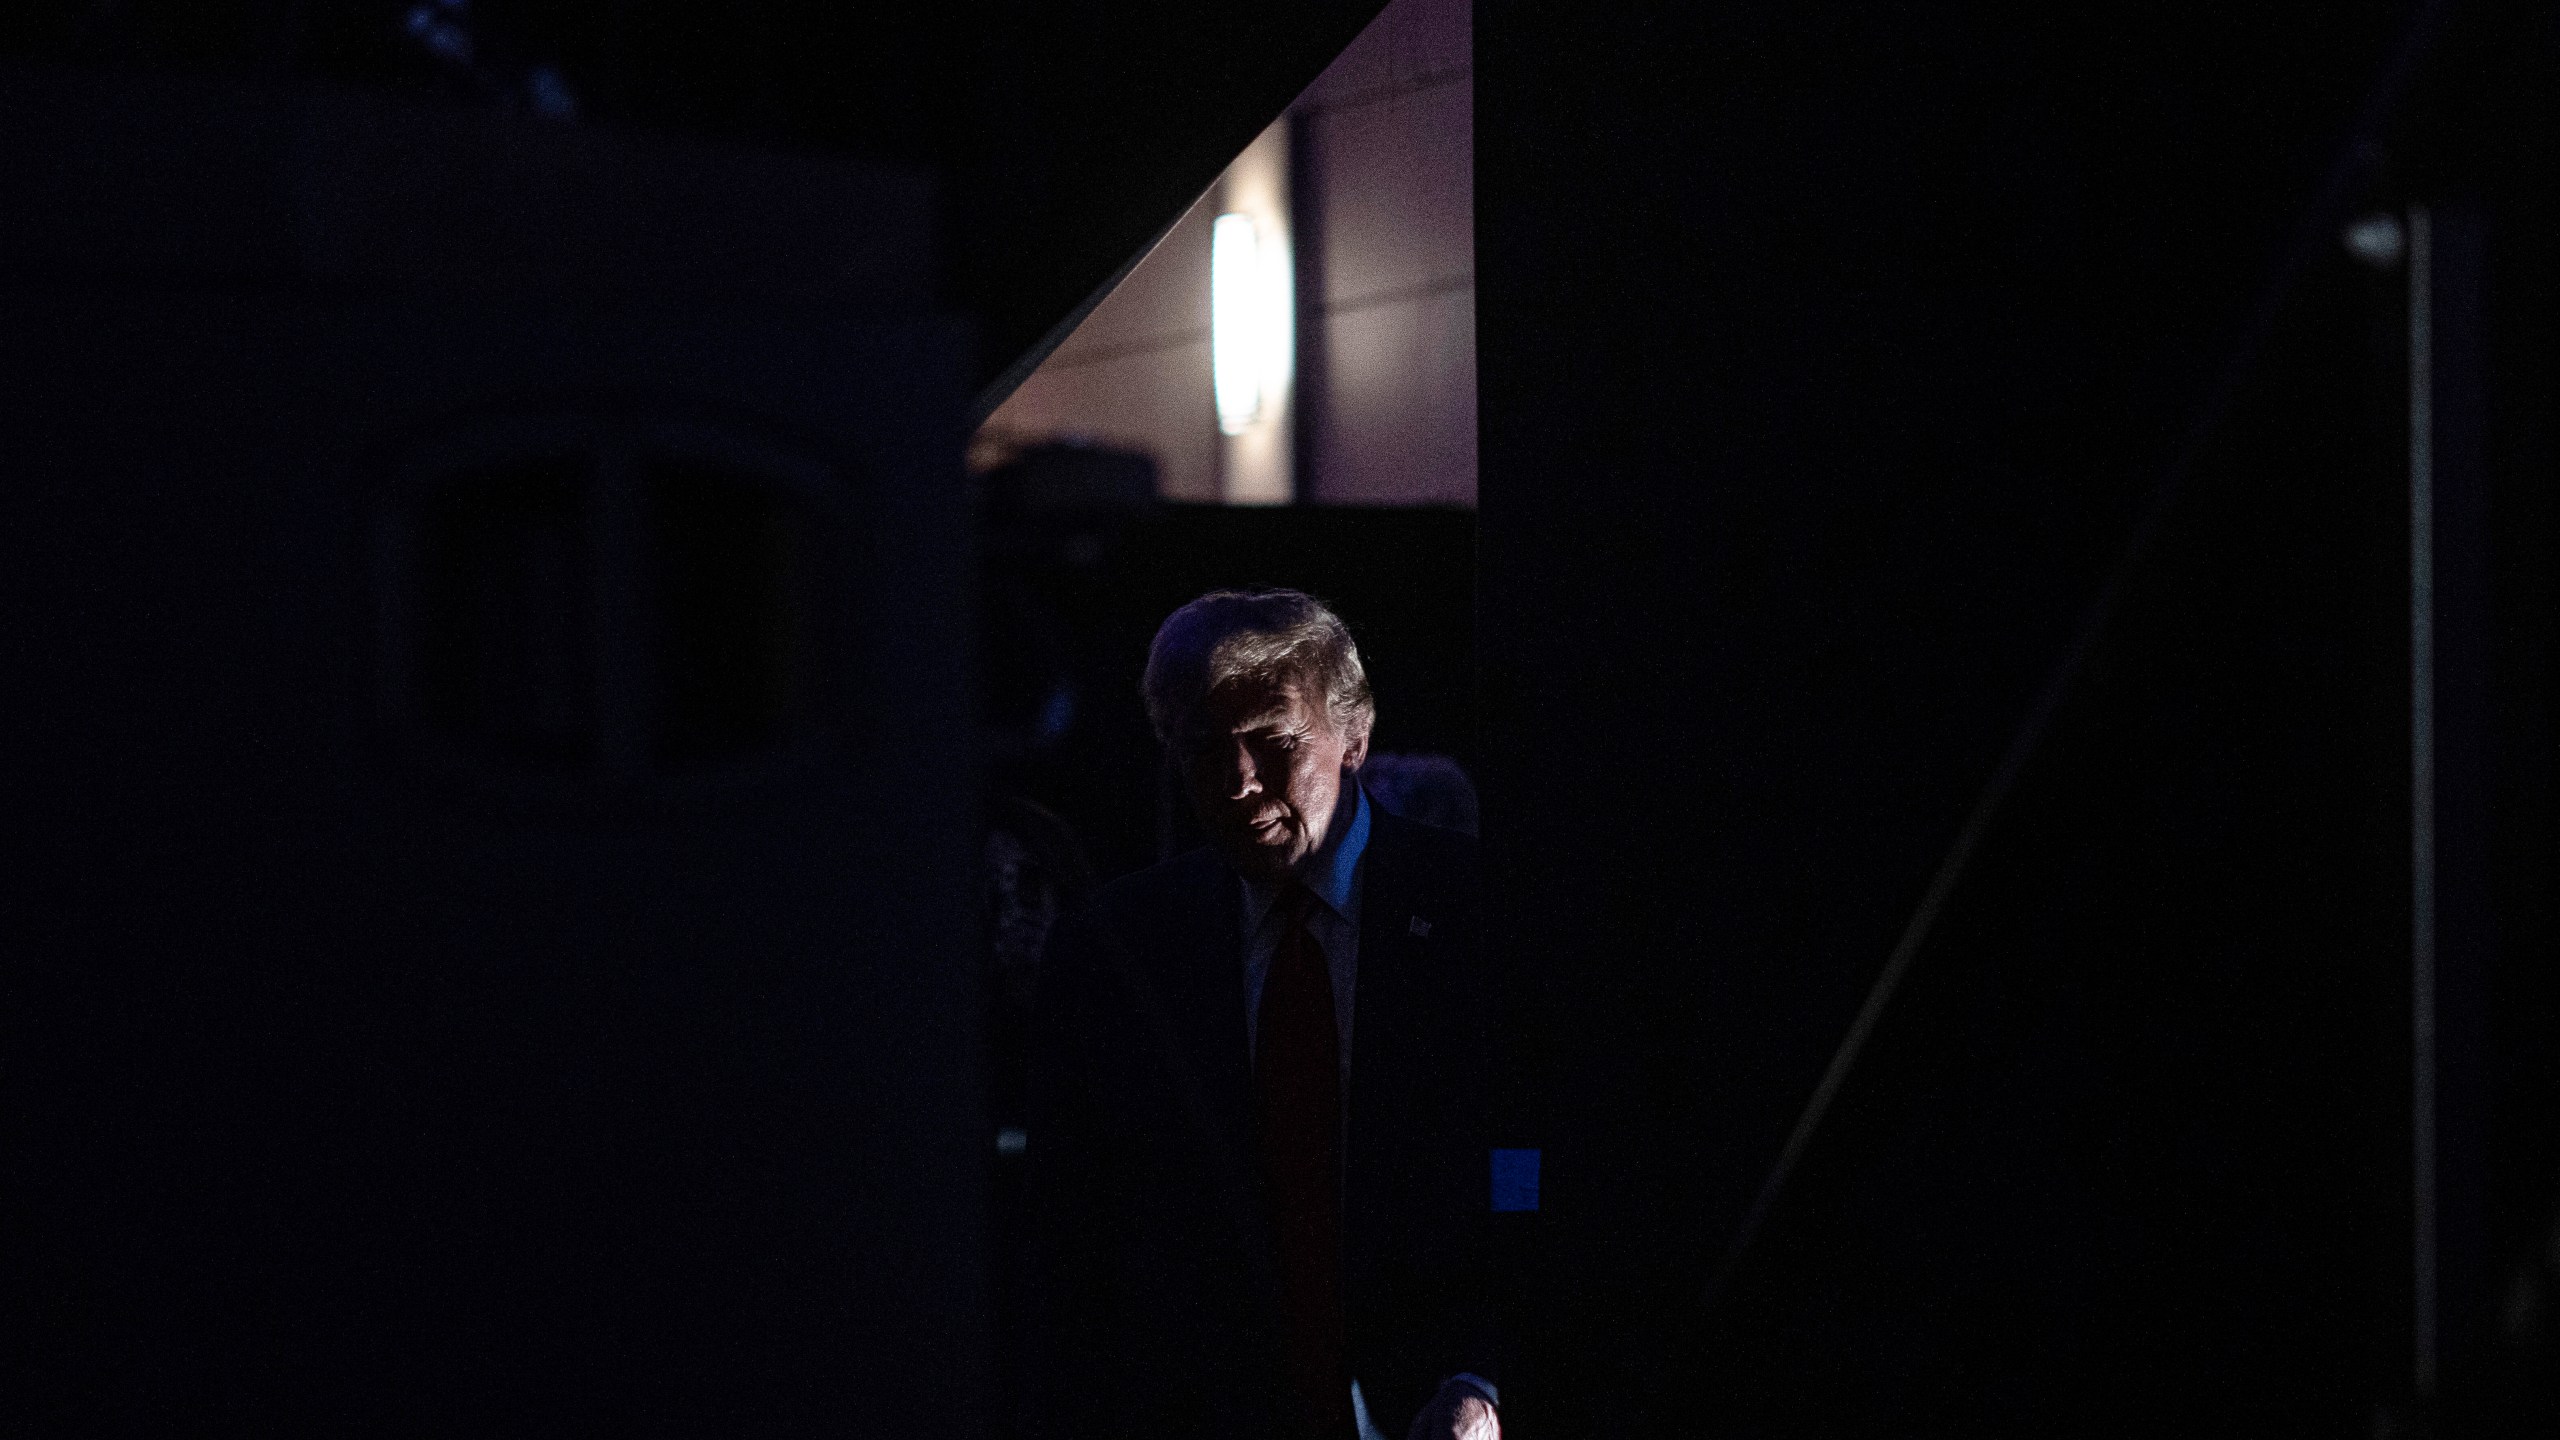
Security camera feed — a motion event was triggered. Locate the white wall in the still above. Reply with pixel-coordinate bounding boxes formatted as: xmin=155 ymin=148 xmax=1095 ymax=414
xmin=1294 ymin=0 xmax=1475 ymax=506
xmin=975 ymin=182 xmax=1226 ymax=499
xmin=975 ymin=0 xmax=1475 ymax=508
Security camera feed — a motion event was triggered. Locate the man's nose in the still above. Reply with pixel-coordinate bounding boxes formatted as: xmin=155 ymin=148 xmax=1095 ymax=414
xmin=1225 ymin=740 xmax=1262 ymax=800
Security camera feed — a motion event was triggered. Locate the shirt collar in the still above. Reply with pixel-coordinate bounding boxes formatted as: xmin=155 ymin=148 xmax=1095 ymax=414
xmin=1243 ymin=778 xmax=1371 ymax=925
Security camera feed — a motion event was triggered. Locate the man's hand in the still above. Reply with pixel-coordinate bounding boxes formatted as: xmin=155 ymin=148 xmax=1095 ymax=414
xmin=1405 ymin=1376 xmax=1499 ymax=1440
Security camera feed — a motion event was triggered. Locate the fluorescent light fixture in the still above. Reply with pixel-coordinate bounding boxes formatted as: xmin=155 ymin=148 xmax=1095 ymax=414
xmin=1211 ymin=212 xmax=1264 ymax=434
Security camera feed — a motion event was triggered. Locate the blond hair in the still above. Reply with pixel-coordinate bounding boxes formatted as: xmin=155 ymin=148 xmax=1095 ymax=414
xmin=1141 ymin=588 xmax=1375 ymax=746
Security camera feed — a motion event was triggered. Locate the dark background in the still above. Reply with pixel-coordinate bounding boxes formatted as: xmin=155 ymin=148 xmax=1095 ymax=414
xmin=0 ymin=0 xmax=1389 ymax=412
xmin=7 ymin=2 xmax=2556 ymax=1436
xmin=1474 ymin=1 xmax=2556 ymax=1435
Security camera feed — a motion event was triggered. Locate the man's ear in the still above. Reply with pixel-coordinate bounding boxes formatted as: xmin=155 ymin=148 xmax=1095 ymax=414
xmin=1342 ymin=723 xmax=1371 ymax=772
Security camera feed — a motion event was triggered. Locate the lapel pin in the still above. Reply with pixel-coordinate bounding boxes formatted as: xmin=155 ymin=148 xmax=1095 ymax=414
xmin=1409 ymin=915 xmax=1433 ymax=938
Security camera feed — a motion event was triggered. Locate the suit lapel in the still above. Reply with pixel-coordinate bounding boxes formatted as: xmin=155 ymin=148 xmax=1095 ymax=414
xmin=1348 ymin=812 xmax=1424 ymax=1225
xmin=1093 ymin=848 xmax=1278 ymax=1309
xmin=1149 ymin=851 xmax=1254 ymax=1154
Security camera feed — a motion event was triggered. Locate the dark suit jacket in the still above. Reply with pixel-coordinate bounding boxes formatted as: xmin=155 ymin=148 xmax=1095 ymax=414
xmin=1023 ymin=803 xmax=1497 ymax=1440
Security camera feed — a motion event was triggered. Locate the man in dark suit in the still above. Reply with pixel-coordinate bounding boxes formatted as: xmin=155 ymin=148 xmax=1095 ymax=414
xmin=1025 ymin=589 xmax=1502 ymax=1440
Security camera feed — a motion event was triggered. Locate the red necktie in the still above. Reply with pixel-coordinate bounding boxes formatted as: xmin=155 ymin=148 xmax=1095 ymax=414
xmin=1254 ymin=883 xmax=1350 ymax=1438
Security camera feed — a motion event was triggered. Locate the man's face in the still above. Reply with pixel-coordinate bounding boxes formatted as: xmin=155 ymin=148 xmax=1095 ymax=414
xmin=1176 ymin=675 xmax=1367 ymax=884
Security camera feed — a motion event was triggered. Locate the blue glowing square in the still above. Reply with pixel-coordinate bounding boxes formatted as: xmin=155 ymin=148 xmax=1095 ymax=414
xmin=1490 ymin=1148 xmax=1541 ymax=1213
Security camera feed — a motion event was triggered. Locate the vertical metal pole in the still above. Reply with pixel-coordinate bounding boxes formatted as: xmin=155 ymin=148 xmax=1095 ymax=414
xmin=2407 ymin=203 xmax=2438 ymax=1401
